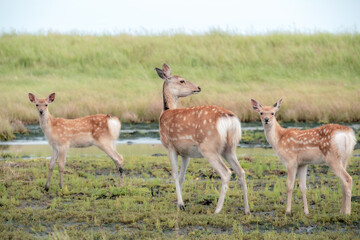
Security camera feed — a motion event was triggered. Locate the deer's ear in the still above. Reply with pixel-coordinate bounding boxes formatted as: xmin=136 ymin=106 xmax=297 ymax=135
xmin=155 ymin=68 xmax=167 ymax=80
xmin=28 ymin=93 xmax=37 ymax=103
xmin=162 ymin=64 xmax=171 ymax=78
xmin=273 ymin=98 xmax=283 ymax=112
xmin=251 ymin=99 xmax=262 ymax=112
xmin=47 ymin=93 xmax=55 ymax=103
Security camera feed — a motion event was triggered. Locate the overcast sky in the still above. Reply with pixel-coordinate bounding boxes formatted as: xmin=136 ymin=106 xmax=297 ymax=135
xmin=0 ymin=0 xmax=359 ymax=35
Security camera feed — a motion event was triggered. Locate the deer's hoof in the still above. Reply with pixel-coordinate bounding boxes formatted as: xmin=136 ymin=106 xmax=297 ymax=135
xmin=179 ymin=204 xmax=186 ymax=211
xmin=340 ymin=210 xmax=351 ymax=215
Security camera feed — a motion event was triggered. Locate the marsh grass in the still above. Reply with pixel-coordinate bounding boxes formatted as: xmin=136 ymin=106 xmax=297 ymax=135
xmin=0 ymin=116 xmax=15 ymax=140
xmin=0 ymin=33 xmax=360 ymax=139
xmin=0 ymin=147 xmax=359 ymax=239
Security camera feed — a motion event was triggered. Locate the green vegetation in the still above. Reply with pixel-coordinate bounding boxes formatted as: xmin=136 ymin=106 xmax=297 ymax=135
xmin=0 ymin=146 xmax=359 ymax=239
xmin=0 ymin=33 xmax=360 ymax=140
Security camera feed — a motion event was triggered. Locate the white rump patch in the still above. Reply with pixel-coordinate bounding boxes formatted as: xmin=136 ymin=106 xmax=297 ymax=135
xmin=107 ymin=117 xmax=121 ymax=140
xmin=333 ymin=130 xmax=356 ymax=165
xmin=216 ymin=117 xmax=242 ymax=147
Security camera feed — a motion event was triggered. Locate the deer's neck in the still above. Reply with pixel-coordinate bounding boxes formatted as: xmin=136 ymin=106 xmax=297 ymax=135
xmin=39 ymin=111 xmax=53 ymax=135
xmin=263 ymin=119 xmax=284 ymax=150
xmin=163 ymin=82 xmax=178 ymax=110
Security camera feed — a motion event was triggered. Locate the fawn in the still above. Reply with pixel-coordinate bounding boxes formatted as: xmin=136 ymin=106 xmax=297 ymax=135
xmin=251 ymin=98 xmax=356 ymax=214
xmin=28 ymin=93 xmax=124 ymax=191
xmin=155 ymin=64 xmax=250 ymax=214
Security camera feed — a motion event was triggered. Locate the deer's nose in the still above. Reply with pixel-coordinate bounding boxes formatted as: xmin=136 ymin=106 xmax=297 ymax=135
xmin=198 ymin=86 xmax=201 ymax=92
xmin=264 ymin=117 xmax=269 ymax=123
xmin=39 ymin=110 xmax=43 ymax=115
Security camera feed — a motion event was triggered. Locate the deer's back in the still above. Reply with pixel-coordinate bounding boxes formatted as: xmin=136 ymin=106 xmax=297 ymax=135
xmin=276 ymin=124 xmax=354 ymax=164
xmin=159 ymin=105 xmax=238 ymax=155
xmin=48 ymin=114 xmax=115 ymax=147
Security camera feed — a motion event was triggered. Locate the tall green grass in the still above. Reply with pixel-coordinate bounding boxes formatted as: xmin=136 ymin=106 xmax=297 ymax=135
xmin=0 ymin=33 xmax=359 ymax=140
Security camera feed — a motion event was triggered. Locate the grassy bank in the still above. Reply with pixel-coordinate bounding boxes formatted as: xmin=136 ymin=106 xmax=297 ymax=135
xmin=0 ymin=33 xmax=359 ymax=140
xmin=1 ymin=146 xmax=359 ymax=239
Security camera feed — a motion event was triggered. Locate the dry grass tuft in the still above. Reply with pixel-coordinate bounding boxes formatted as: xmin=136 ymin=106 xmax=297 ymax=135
xmin=10 ymin=120 xmax=28 ymax=134
xmin=121 ymin=111 xmax=139 ymax=123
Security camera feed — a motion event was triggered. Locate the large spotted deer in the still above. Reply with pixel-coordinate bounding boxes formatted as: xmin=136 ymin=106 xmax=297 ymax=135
xmin=28 ymin=93 xmax=124 ymax=191
xmin=155 ymin=64 xmax=250 ymax=214
xmin=251 ymin=99 xmax=356 ymax=215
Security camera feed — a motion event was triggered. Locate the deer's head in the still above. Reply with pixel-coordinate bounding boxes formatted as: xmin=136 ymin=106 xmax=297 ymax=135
xmin=28 ymin=93 xmax=55 ymax=116
xmin=251 ymin=98 xmax=282 ymax=127
xmin=155 ymin=64 xmax=201 ymax=98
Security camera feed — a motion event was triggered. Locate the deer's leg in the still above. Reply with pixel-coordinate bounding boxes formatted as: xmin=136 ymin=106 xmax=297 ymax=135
xmin=202 ymin=149 xmax=231 ymax=214
xmin=96 ymin=140 xmax=124 ymax=187
xmin=58 ymin=148 xmax=67 ymax=190
xmin=286 ymin=162 xmax=297 ymax=215
xmin=339 ymin=181 xmax=347 ymax=214
xmin=327 ymin=160 xmax=352 ymax=214
xmin=339 ymin=155 xmax=352 ymax=213
xmin=179 ymin=156 xmax=190 ymax=192
xmin=115 ymin=152 xmax=124 ymax=187
xmin=110 ymin=141 xmax=124 ymax=187
xmin=297 ymin=165 xmax=309 ymax=215
xmin=168 ymin=149 xmax=185 ymax=210
xmin=45 ymin=147 xmax=58 ymax=191
xmin=223 ymin=148 xmax=250 ymax=214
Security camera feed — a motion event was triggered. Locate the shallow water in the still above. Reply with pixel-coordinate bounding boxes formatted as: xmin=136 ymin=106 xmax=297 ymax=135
xmin=1 ymin=122 xmax=359 ymax=146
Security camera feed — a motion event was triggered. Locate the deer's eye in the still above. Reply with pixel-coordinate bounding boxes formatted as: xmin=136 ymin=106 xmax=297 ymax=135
xmin=260 ymin=112 xmax=263 ymax=115
xmin=36 ymin=104 xmax=39 ymax=107
xmin=180 ymin=80 xmax=185 ymax=84
xmin=45 ymin=104 xmax=48 ymax=107
xmin=271 ymin=112 xmax=274 ymax=115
